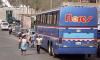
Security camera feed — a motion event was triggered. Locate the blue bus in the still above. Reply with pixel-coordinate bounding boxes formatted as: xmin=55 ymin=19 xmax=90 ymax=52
xmin=35 ymin=6 xmax=97 ymax=57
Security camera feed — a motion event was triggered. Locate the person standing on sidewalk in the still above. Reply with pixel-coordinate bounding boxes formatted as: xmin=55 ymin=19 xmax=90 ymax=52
xmin=30 ymin=32 xmax=35 ymax=48
xmin=18 ymin=32 xmax=23 ymax=49
xmin=35 ymin=35 xmax=43 ymax=54
xmin=20 ymin=35 xmax=28 ymax=55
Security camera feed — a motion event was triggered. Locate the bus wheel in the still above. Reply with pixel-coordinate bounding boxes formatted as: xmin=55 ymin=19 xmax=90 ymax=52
xmin=48 ymin=43 xmax=52 ymax=55
xmin=51 ymin=47 xmax=57 ymax=57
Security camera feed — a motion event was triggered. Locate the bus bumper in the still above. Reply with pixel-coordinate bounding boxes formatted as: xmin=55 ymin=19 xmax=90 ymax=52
xmin=54 ymin=47 xmax=97 ymax=55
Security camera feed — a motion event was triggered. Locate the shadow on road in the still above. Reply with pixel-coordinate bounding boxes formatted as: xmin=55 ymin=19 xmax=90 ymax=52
xmin=25 ymin=53 xmax=33 ymax=56
xmin=56 ymin=55 xmax=88 ymax=60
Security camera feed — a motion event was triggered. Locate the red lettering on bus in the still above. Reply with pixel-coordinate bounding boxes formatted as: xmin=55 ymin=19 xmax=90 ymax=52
xmin=65 ymin=14 xmax=92 ymax=23
xmin=86 ymin=16 xmax=92 ymax=22
xmin=65 ymin=13 xmax=72 ymax=22
xmin=81 ymin=16 xmax=86 ymax=23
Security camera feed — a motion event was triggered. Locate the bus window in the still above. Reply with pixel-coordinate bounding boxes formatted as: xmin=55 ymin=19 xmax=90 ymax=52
xmin=47 ymin=13 xmax=52 ymax=25
xmin=42 ymin=14 xmax=45 ymax=24
xmin=36 ymin=15 xmax=40 ymax=24
xmin=56 ymin=11 xmax=59 ymax=24
xmin=53 ymin=12 xmax=58 ymax=24
xmin=47 ymin=14 xmax=50 ymax=24
xmin=50 ymin=14 xmax=52 ymax=24
xmin=39 ymin=15 xmax=41 ymax=24
xmin=52 ymin=12 xmax=56 ymax=24
xmin=44 ymin=14 xmax=47 ymax=24
xmin=50 ymin=11 xmax=58 ymax=25
xmin=52 ymin=13 xmax=54 ymax=24
xmin=41 ymin=15 xmax=43 ymax=24
xmin=40 ymin=14 xmax=41 ymax=24
xmin=42 ymin=14 xmax=44 ymax=24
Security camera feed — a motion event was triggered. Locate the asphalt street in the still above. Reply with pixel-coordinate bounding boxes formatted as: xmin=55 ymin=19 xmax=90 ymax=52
xmin=0 ymin=30 xmax=100 ymax=60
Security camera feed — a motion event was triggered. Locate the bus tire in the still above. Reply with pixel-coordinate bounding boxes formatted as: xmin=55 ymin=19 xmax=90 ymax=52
xmin=48 ymin=43 xmax=52 ymax=55
xmin=51 ymin=46 xmax=56 ymax=57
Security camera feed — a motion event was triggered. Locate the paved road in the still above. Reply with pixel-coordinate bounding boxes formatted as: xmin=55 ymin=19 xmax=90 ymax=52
xmin=0 ymin=30 xmax=100 ymax=60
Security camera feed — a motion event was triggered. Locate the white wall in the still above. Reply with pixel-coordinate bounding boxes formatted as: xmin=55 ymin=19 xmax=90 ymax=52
xmin=22 ymin=16 xmax=31 ymax=29
xmin=0 ymin=7 xmax=35 ymax=24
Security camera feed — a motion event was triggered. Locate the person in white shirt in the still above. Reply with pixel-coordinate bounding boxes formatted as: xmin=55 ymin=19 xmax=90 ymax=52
xmin=35 ymin=35 xmax=43 ymax=54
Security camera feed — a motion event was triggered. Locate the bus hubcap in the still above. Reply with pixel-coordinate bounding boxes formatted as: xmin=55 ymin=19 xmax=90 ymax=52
xmin=48 ymin=45 xmax=51 ymax=54
xmin=52 ymin=47 xmax=55 ymax=56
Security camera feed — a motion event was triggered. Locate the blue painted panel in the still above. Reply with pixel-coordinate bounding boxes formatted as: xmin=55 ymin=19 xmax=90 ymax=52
xmin=63 ymin=33 xmax=94 ymax=38
xmin=59 ymin=29 xmax=97 ymax=38
xmin=54 ymin=48 xmax=96 ymax=54
xmin=59 ymin=6 xmax=97 ymax=26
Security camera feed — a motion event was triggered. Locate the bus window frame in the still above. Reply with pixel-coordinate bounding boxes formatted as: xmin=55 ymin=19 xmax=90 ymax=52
xmin=44 ymin=14 xmax=47 ymax=24
xmin=36 ymin=10 xmax=59 ymax=26
xmin=42 ymin=14 xmax=45 ymax=24
xmin=52 ymin=11 xmax=59 ymax=25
